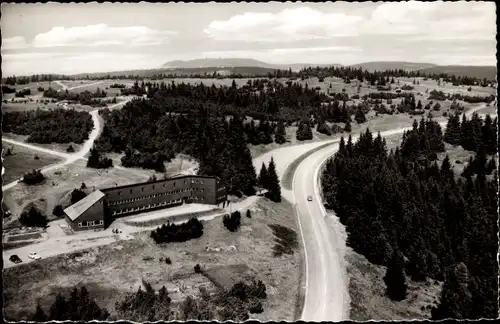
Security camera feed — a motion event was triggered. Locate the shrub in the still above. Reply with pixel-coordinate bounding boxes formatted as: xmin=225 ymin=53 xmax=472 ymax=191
xmin=20 ymin=206 xmax=48 ymax=228
xmin=66 ymin=145 xmax=75 ymax=153
xmin=150 ymin=218 xmax=203 ymax=244
xmin=246 ymin=210 xmax=252 ymax=218
xmin=223 ymin=211 xmax=241 ymax=232
xmin=165 ymin=257 xmax=172 ymax=264
xmin=52 ymin=204 xmax=65 ymax=217
xmin=194 ymin=264 xmax=202 ymax=273
xmin=34 ymin=154 xmax=40 ymax=160
xmin=70 ymin=189 xmax=87 ymax=204
xmin=22 ymin=169 xmax=45 ymax=185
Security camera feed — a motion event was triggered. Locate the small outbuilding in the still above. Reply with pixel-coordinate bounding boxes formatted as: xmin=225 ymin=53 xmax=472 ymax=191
xmin=64 ymin=190 xmax=106 ymax=231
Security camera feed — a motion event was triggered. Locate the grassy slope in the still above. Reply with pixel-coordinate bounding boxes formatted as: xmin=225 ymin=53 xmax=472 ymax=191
xmin=3 ymin=198 xmax=302 ymax=321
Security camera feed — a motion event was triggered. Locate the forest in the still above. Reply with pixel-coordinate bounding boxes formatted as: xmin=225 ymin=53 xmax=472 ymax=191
xmin=2 ymin=108 xmax=93 ymax=144
xmin=26 ymin=279 xmax=268 ymax=322
xmin=3 ymin=63 xmax=496 ymax=86
xmin=321 ymin=115 xmax=498 ymax=319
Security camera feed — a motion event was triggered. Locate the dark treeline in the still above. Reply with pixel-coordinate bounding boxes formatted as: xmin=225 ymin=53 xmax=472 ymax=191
xmin=120 ymin=78 xmax=329 ymax=121
xmin=2 ymin=85 xmax=16 ymax=93
xmin=28 ymin=286 xmax=109 ymax=321
xmin=2 ymin=108 xmax=93 ymax=144
xmin=321 ymin=117 xmax=498 ymax=319
xmin=150 ymin=218 xmax=204 ymax=244
xmin=43 ymin=87 xmax=108 ymax=106
xmin=4 ymin=63 xmax=496 ymax=86
xmin=95 ymin=98 xmax=258 ymax=195
xmin=428 ymin=90 xmax=495 ymax=103
xmin=15 ymin=89 xmax=31 ymax=97
xmin=27 ymin=279 xmax=267 ymax=322
xmin=296 ymin=66 xmax=496 ymax=86
xmin=3 ymin=74 xmax=73 ymax=85
xmin=444 ymin=113 xmax=498 ymax=155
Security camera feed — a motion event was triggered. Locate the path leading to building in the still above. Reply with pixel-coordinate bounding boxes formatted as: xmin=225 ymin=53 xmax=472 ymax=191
xmin=2 ymin=197 xmax=260 ymax=269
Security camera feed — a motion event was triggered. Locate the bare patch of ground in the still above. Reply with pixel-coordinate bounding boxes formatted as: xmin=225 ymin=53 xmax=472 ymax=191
xmin=3 ymin=197 xmax=302 ymax=321
xmin=2 ymin=141 xmax=63 ymax=184
xmin=346 ymin=248 xmax=442 ymax=321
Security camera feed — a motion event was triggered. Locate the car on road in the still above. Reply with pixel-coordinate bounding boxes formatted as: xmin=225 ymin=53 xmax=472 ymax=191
xmin=9 ymin=255 xmax=22 ymax=264
xmin=307 ymin=195 xmax=313 ymax=201
xmin=28 ymin=252 xmax=41 ymax=260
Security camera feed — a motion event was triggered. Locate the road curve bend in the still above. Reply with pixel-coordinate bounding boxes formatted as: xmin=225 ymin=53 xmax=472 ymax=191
xmin=292 ymin=104 xmax=489 ymax=321
xmin=2 ymin=110 xmax=101 ymax=191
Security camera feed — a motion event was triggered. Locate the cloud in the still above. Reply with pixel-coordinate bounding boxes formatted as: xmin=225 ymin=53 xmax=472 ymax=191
xmin=204 ymin=7 xmax=364 ymax=42
xmin=2 ymin=36 xmax=29 ymax=50
xmin=32 ymin=24 xmax=178 ymax=48
xmin=205 ymin=2 xmax=496 ymax=42
xmin=2 ymin=51 xmax=164 ymax=76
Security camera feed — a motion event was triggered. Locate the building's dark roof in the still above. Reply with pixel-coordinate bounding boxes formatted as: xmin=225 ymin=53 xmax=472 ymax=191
xmin=100 ymin=174 xmax=222 ymax=192
xmin=64 ymin=190 xmax=105 ymax=221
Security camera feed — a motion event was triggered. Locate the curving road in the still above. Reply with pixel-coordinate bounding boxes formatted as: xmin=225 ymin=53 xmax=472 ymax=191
xmin=291 ymin=102 xmax=489 ymax=321
xmin=2 ymin=110 xmax=101 ymax=191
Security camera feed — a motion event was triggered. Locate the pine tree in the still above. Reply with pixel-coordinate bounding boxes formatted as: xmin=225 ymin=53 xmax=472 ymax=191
xmin=384 ymin=251 xmax=408 ymax=301
xmin=344 ymin=117 xmax=352 ymax=133
xmin=444 ymin=114 xmax=461 ymax=145
xmin=275 ymin=120 xmax=286 ymax=144
xmin=258 ymin=163 xmax=268 ymax=188
xmin=49 ymin=293 xmax=68 ymax=320
xmin=31 ymin=303 xmax=48 ymax=321
xmin=432 ymin=263 xmax=473 ymax=319
xmin=354 ymin=108 xmax=366 ymax=124
xmin=266 ymin=157 xmax=281 ymax=202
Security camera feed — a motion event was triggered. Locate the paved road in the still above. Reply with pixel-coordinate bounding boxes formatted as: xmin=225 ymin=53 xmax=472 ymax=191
xmin=292 ymin=103 xmax=488 ymax=321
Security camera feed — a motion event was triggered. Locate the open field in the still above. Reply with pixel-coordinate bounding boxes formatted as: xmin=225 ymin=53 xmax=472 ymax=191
xmin=3 ymin=197 xmax=302 ymax=321
xmin=2 ymin=133 xmax=84 ymax=155
xmin=2 ymin=158 xmax=149 ymax=222
xmin=476 ymin=104 xmax=497 ymax=115
xmin=346 ymin=247 xmax=442 ymax=320
xmin=1 ymin=141 xmax=64 ymax=184
xmin=103 ymin=152 xmax=199 ymax=180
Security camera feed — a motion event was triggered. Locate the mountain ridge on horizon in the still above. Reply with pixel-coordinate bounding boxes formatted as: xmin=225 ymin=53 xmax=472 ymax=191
xmin=161 ymin=58 xmax=496 ymax=79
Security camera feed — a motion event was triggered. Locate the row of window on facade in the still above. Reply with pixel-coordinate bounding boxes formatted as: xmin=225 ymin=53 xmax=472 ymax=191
xmin=106 ymin=180 xmax=207 ymax=197
xmin=111 ymin=198 xmax=196 ymax=215
xmin=109 ymin=187 xmax=205 ymax=205
xmin=78 ymin=220 xmax=104 ymax=227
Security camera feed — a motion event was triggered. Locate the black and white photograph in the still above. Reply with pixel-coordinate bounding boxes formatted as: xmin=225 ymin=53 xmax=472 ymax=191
xmin=1 ymin=1 xmax=498 ymax=322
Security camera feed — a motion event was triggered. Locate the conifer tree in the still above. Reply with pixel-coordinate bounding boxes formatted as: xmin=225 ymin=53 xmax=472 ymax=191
xmin=354 ymin=108 xmax=366 ymax=124
xmin=344 ymin=117 xmax=352 ymax=133
xmin=384 ymin=251 xmax=408 ymax=301
xmin=432 ymin=263 xmax=473 ymax=320
xmin=31 ymin=304 xmax=48 ymax=322
xmin=444 ymin=114 xmax=461 ymax=145
xmin=274 ymin=120 xmax=286 ymax=144
xmin=258 ymin=163 xmax=268 ymax=188
xmin=266 ymin=157 xmax=281 ymax=202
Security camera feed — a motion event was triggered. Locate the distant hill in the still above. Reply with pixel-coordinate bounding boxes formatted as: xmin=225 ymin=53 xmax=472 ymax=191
xmin=162 ymin=58 xmax=342 ymax=72
xmin=418 ymin=65 xmax=497 ymax=80
xmin=349 ymin=61 xmax=438 ymax=72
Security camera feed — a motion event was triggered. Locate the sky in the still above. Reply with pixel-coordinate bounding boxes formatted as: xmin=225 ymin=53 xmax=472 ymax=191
xmin=1 ymin=1 xmax=497 ymax=76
